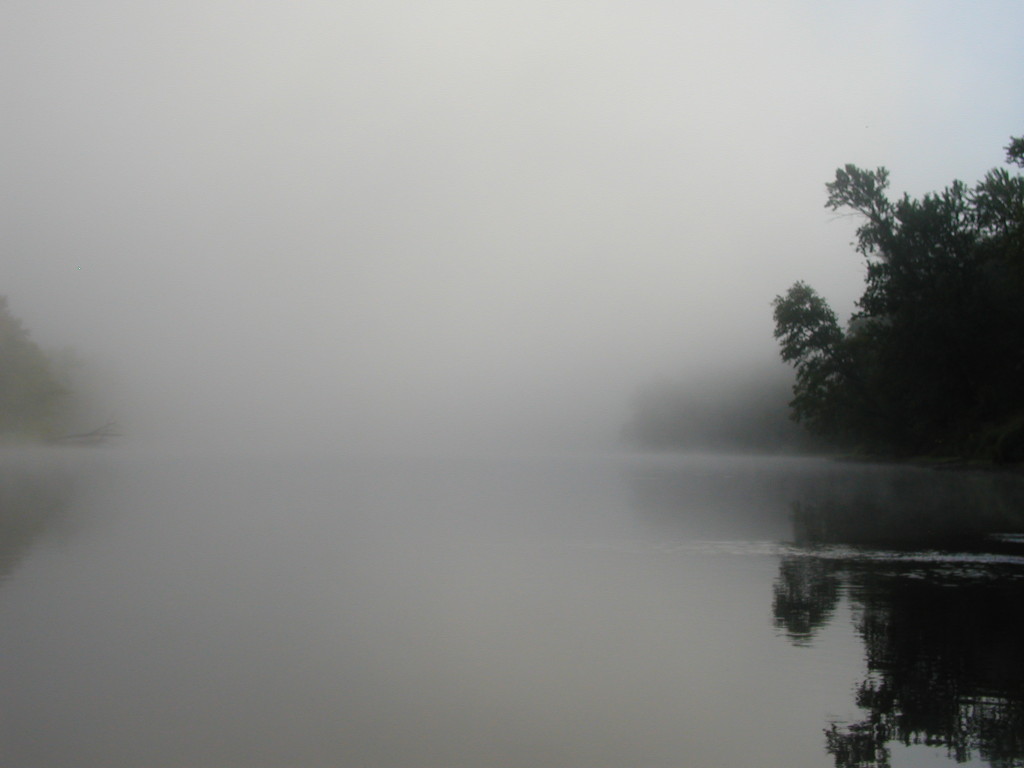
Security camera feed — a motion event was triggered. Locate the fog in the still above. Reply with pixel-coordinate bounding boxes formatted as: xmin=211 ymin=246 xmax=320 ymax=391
xmin=3 ymin=1 xmax=1022 ymax=452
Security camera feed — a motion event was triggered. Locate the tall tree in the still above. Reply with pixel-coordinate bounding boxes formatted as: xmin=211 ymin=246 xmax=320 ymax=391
xmin=0 ymin=297 xmax=68 ymax=439
xmin=773 ymin=135 xmax=1024 ymax=459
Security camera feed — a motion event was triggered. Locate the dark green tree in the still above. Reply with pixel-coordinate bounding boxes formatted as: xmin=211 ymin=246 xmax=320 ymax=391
xmin=771 ymin=281 xmax=866 ymax=443
xmin=0 ymin=296 xmax=68 ymax=440
xmin=773 ymin=135 xmax=1024 ymax=459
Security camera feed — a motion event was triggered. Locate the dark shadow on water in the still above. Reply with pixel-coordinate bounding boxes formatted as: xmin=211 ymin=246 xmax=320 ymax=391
xmin=773 ymin=556 xmax=841 ymax=647
xmin=0 ymin=453 xmax=76 ymax=584
xmin=825 ymin=567 xmax=1024 ymax=768
xmin=771 ymin=465 xmax=1024 ymax=768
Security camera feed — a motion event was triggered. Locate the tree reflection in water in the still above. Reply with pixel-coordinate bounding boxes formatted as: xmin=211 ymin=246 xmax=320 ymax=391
xmin=828 ymin=568 xmax=1024 ymax=768
xmin=774 ymin=474 xmax=1024 ymax=768
xmin=0 ymin=454 xmax=74 ymax=583
xmin=773 ymin=555 xmax=840 ymax=646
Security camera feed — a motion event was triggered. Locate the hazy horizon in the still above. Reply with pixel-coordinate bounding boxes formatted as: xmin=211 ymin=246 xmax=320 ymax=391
xmin=4 ymin=0 xmax=1022 ymax=452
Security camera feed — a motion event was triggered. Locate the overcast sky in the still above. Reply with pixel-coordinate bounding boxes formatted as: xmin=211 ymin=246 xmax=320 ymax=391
xmin=3 ymin=0 xmax=1022 ymax=451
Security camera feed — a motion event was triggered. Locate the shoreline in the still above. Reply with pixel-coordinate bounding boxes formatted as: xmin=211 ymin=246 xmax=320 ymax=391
xmin=831 ymin=453 xmax=1024 ymax=474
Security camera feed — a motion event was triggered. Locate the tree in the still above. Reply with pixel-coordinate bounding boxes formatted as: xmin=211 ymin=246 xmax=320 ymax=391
xmin=773 ymin=135 xmax=1024 ymax=459
xmin=771 ymin=282 xmax=861 ymax=442
xmin=0 ymin=297 xmax=68 ymax=440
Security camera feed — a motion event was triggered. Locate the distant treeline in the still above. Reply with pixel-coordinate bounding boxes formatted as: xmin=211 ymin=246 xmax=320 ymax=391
xmin=0 ymin=296 xmax=74 ymax=441
xmin=624 ymin=364 xmax=821 ymax=453
xmin=773 ymin=134 xmax=1024 ymax=461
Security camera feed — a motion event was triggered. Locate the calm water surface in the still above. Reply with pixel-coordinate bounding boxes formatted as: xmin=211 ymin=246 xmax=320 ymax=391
xmin=1 ymin=447 xmax=1022 ymax=768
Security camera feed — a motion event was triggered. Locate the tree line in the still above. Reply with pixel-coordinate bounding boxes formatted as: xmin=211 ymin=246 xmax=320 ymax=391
xmin=0 ymin=296 xmax=73 ymax=441
xmin=624 ymin=365 xmax=816 ymax=453
xmin=773 ymin=135 xmax=1024 ymax=461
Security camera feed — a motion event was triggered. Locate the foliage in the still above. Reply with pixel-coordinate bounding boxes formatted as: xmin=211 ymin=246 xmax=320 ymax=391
xmin=624 ymin=364 xmax=814 ymax=452
xmin=0 ymin=296 xmax=68 ymax=440
xmin=774 ymin=470 xmax=1024 ymax=767
xmin=773 ymin=135 xmax=1024 ymax=459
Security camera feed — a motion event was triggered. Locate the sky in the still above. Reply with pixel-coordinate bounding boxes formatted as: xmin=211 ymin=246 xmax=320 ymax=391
xmin=2 ymin=0 xmax=1023 ymax=452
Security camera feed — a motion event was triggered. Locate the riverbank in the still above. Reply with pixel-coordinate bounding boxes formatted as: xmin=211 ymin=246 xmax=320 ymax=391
xmin=832 ymin=452 xmax=1024 ymax=474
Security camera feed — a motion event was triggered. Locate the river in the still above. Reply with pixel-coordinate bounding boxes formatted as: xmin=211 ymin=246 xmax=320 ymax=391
xmin=1 ymin=447 xmax=1023 ymax=767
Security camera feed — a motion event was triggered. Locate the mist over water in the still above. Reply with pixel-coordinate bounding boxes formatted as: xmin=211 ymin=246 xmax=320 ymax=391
xmin=3 ymin=5 xmax=1024 ymax=765
xmin=0 ymin=451 xmax=837 ymax=767
xmin=4 ymin=2 xmax=1022 ymax=451
xmin=2 ymin=448 xmax=1023 ymax=767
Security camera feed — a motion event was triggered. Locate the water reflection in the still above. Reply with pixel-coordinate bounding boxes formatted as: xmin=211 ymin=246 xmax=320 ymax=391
xmin=772 ymin=556 xmax=840 ymax=646
xmin=0 ymin=452 xmax=75 ymax=583
xmin=829 ymin=567 xmax=1024 ymax=768
xmin=2 ymin=450 xmax=1022 ymax=767
xmin=773 ymin=466 xmax=1024 ymax=768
